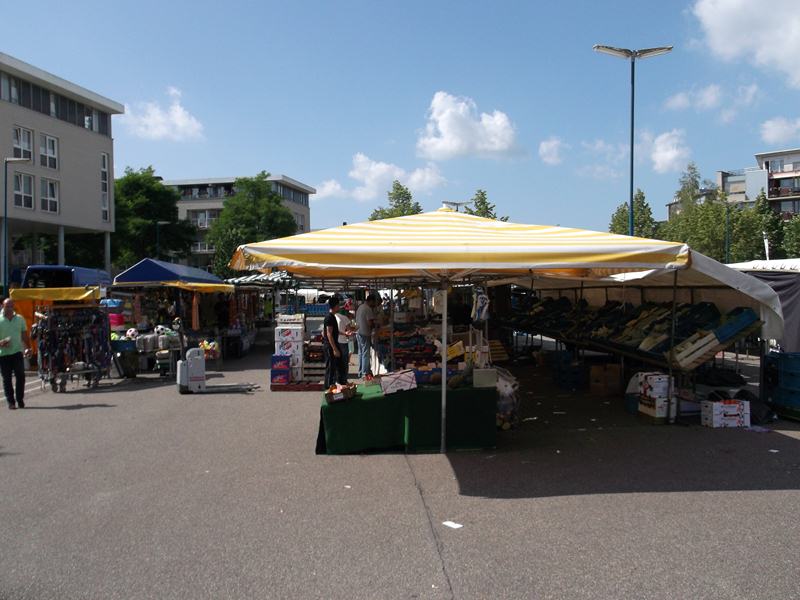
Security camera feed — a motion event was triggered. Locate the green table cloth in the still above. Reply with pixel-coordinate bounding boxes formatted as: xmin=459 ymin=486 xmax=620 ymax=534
xmin=316 ymin=384 xmax=496 ymax=454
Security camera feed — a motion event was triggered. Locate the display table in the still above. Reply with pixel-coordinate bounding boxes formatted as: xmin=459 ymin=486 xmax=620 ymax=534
xmin=316 ymin=384 xmax=496 ymax=454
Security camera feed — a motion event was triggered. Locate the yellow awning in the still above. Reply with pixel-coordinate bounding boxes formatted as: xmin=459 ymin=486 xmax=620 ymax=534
xmin=230 ymin=207 xmax=690 ymax=279
xmin=10 ymin=287 xmax=101 ymax=301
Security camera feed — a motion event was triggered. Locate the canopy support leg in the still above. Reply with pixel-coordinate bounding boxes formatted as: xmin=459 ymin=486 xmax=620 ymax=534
xmin=441 ymin=281 xmax=448 ymax=454
xmin=668 ymin=270 xmax=678 ymax=424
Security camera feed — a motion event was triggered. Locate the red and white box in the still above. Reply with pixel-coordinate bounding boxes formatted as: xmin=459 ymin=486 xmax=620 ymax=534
xmin=379 ymin=369 xmax=418 ymax=395
xmin=274 ymin=340 xmax=303 ymax=357
xmin=638 ymin=372 xmax=673 ymax=399
xmin=701 ymin=399 xmax=751 ymax=428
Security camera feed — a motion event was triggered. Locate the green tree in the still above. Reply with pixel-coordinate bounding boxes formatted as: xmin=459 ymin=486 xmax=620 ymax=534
xmin=608 ymin=189 xmax=656 ymax=237
xmin=463 ymin=189 xmax=508 ymax=221
xmin=754 ymin=190 xmax=784 ymax=259
xmin=113 ymin=167 xmax=197 ymax=267
xmin=729 ymin=201 xmax=763 ymax=262
xmin=206 ymin=171 xmax=297 ymax=279
xmin=683 ymin=192 xmax=727 ymax=260
xmin=782 ymin=214 xmax=800 ymax=257
xmin=369 ymin=181 xmax=423 ymax=220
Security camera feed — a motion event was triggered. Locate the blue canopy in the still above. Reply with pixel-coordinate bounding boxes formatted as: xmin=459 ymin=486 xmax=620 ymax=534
xmin=113 ymin=258 xmax=224 ymax=285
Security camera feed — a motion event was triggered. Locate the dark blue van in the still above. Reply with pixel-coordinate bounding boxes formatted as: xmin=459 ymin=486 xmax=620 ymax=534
xmin=21 ymin=265 xmax=111 ymax=288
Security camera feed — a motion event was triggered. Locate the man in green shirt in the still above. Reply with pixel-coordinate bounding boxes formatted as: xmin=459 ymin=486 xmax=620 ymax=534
xmin=0 ymin=298 xmax=31 ymax=409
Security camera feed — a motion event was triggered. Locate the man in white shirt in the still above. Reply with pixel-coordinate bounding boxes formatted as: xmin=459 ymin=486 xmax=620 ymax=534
xmin=355 ymin=294 xmax=377 ymax=378
xmin=334 ymin=308 xmax=353 ymax=382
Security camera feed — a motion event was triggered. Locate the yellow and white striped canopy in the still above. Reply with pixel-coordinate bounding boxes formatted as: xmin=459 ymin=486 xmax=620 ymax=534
xmin=229 ymin=207 xmax=690 ymax=281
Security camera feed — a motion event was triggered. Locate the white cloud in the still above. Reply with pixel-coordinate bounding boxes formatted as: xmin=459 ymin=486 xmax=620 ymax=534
xmin=761 ymin=117 xmax=800 ymax=145
xmin=120 ymin=87 xmax=203 ymax=141
xmin=665 ymin=82 xmax=759 ymax=123
xmin=576 ymin=139 xmax=626 ymax=179
xmin=696 ymin=84 xmax=722 ymax=109
xmin=664 ymin=84 xmax=721 ymax=111
xmin=643 ymin=129 xmax=691 ymax=174
xmin=416 ymin=91 xmax=519 ymax=160
xmin=665 ymin=92 xmax=691 ymax=111
xmin=575 ymin=164 xmax=623 ymax=180
xmin=314 ymin=179 xmax=345 ymax=200
xmin=315 ymin=153 xmax=446 ymax=202
xmin=538 ymin=137 xmax=568 ymax=166
xmin=693 ymin=0 xmax=800 ymax=88
xmin=581 ymin=139 xmax=627 ymax=163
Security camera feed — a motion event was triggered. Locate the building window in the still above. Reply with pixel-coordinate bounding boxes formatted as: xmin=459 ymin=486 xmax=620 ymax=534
xmin=0 ymin=73 xmax=8 ymax=101
xmin=40 ymin=178 xmax=59 ymax=213
xmin=12 ymin=126 xmax=33 ymax=159
xmin=13 ymin=173 xmax=33 ymax=209
xmin=191 ymin=241 xmax=215 ymax=253
xmin=101 ymin=153 xmax=109 ymax=222
xmin=39 ymin=134 xmax=58 ymax=169
xmin=10 ymin=76 xmax=19 ymax=104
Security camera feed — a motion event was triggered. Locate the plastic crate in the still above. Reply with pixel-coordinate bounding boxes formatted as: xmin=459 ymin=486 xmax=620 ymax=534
xmin=713 ymin=308 xmax=758 ymax=342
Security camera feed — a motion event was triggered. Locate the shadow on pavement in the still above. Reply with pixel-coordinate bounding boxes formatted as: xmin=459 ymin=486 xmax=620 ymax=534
xmin=23 ymin=403 xmax=115 ymax=411
xmin=448 ymin=361 xmax=800 ymax=499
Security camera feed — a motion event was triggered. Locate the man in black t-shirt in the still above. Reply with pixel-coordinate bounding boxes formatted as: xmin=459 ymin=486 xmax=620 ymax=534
xmin=323 ymin=296 xmax=343 ymax=387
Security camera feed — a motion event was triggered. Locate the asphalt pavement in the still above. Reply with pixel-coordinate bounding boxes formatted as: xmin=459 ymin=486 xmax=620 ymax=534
xmin=1 ymin=349 xmax=799 ymax=599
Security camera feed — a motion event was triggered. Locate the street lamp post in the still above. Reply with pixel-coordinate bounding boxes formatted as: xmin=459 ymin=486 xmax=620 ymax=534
xmin=593 ymin=45 xmax=673 ymax=236
xmin=155 ymin=220 xmax=170 ymax=260
xmin=3 ymin=157 xmax=32 ymax=296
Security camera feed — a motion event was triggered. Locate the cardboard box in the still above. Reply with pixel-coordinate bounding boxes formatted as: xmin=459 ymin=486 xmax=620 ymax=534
xmin=289 ymin=353 xmax=303 ymax=368
xmin=276 ymin=326 xmax=304 ymax=341
xmin=274 ymin=341 xmax=303 ymax=357
xmin=473 ymin=368 xmax=498 ymax=388
xmin=291 ymin=367 xmax=303 ymax=382
xmin=639 ymin=394 xmax=677 ymax=420
xmin=380 ymin=369 xmax=418 ymax=395
xmin=447 ymin=341 xmax=465 ymax=360
xmin=270 ymin=369 xmax=291 ymax=385
xmin=701 ymin=400 xmax=750 ymax=428
xmin=590 ymin=364 xmax=622 ymax=396
xmin=638 ymin=372 xmax=673 ymax=399
xmin=271 ymin=355 xmax=291 ymax=370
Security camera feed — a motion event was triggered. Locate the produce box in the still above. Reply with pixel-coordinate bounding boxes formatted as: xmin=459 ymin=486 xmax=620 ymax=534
xmin=638 ymin=372 xmax=673 ymax=399
xmin=324 ymin=383 xmax=357 ymax=403
xmin=270 ymin=369 xmax=291 ymax=385
xmin=275 ymin=326 xmax=304 ymax=341
xmin=639 ymin=394 xmax=676 ymax=421
xmin=271 ymin=355 xmax=291 ymax=370
xmin=473 ymin=368 xmax=498 ymax=388
xmin=380 ymin=369 xmax=418 ymax=395
xmin=274 ymin=340 xmax=304 ymax=357
xmin=701 ymin=399 xmax=751 ymax=428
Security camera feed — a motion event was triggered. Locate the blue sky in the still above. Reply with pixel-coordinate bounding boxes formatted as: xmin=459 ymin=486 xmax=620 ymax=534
xmin=5 ymin=0 xmax=800 ymax=231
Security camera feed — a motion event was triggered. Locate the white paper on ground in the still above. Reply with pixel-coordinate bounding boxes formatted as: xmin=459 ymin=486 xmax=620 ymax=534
xmin=442 ymin=521 xmax=463 ymax=529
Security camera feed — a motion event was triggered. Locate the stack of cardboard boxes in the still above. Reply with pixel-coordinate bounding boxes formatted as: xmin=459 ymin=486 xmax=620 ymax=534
xmin=271 ymin=315 xmax=304 ymax=385
xmin=637 ymin=372 xmax=676 ymax=423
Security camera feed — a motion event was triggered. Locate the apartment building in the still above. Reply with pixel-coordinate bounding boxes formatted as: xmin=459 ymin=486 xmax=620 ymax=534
xmin=162 ymin=175 xmax=314 ymax=269
xmin=0 ymin=52 xmax=123 ymax=280
xmin=665 ymin=149 xmax=800 ymax=221
xmin=717 ymin=149 xmax=800 ymax=218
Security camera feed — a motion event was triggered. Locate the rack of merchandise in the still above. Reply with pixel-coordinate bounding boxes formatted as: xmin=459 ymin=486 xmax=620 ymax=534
xmin=33 ymin=304 xmax=112 ymax=392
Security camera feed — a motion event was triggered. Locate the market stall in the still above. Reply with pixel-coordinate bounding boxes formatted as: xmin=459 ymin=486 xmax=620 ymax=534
xmin=111 ymin=259 xmax=235 ymax=371
xmin=10 ymin=286 xmax=111 ymax=391
xmin=727 ymin=259 xmax=800 ymax=419
xmin=231 ymin=207 xmax=783 ymax=451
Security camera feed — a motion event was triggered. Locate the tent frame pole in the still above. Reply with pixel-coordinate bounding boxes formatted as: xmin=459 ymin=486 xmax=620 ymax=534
xmin=390 ymin=280 xmax=395 ymax=371
xmin=441 ymin=280 xmax=448 ymax=454
xmin=668 ymin=270 xmax=678 ymax=424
